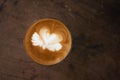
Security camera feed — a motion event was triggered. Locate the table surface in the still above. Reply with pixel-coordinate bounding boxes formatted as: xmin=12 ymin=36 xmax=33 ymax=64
xmin=0 ymin=0 xmax=120 ymax=80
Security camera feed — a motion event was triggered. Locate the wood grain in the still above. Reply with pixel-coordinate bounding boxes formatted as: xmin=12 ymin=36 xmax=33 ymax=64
xmin=0 ymin=0 xmax=120 ymax=80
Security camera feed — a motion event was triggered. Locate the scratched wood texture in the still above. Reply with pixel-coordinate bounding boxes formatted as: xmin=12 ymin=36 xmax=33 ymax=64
xmin=0 ymin=0 xmax=120 ymax=80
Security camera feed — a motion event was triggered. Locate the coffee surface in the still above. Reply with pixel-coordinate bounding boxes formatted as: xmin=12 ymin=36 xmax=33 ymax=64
xmin=24 ymin=19 xmax=72 ymax=65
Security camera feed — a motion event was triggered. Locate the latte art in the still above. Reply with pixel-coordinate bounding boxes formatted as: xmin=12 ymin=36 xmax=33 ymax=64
xmin=24 ymin=19 xmax=72 ymax=65
xmin=31 ymin=28 xmax=63 ymax=51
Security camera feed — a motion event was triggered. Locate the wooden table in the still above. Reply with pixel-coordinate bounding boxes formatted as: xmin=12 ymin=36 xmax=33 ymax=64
xmin=0 ymin=0 xmax=120 ymax=80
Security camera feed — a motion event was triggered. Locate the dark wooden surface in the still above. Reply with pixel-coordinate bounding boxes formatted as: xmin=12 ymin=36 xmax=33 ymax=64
xmin=0 ymin=0 xmax=120 ymax=80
